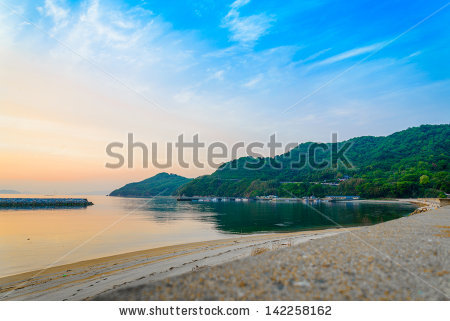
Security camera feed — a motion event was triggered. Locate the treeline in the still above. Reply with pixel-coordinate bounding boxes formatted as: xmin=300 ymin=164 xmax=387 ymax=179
xmin=177 ymin=124 xmax=450 ymax=198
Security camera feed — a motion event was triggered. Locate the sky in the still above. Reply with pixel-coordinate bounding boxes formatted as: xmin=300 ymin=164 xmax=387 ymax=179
xmin=0 ymin=0 xmax=449 ymax=194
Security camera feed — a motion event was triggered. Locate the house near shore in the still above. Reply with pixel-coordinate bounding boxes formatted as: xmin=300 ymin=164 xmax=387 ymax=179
xmin=338 ymin=175 xmax=351 ymax=182
xmin=324 ymin=196 xmax=360 ymax=201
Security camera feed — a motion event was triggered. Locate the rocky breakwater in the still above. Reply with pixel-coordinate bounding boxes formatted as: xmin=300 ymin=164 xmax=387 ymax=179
xmin=410 ymin=198 xmax=448 ymax=215
xmin=0 ymin=198 xmax=94 ymax=208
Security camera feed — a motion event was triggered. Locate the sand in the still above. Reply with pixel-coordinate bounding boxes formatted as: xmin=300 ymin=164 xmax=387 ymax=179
xmin=95 ymin=206 xmax=450 ymax=301
xmin=0 ymin=228 xmax=352 ymax=300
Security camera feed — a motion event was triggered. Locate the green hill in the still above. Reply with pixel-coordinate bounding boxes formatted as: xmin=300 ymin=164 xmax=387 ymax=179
xmin=178 ymin=124 xmax=449 ymax=198
xmin=109 ymin=173 xmax=192 ymax=197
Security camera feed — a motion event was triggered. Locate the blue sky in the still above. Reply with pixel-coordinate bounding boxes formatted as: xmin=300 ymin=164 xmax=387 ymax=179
xmin=2 ymin=0 xmax=449 ymax=135
xmin=0 ymin=0 xmax=449 ymax=192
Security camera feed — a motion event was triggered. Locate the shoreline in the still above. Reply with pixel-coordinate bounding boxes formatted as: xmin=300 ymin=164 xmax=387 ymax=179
xmin=96 ymin=205 xmax=450 ymax=301
xmin=0 ymin=198 xmax=435 ymax=301
xmin=0 ymin=198 xmax=419 ymax=279
xmin=0 ymin=227 xmax=356 ymax=300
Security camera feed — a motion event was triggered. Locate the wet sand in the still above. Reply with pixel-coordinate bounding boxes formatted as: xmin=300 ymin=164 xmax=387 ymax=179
xmin=0 ymin=228 xmax=353 ymax=300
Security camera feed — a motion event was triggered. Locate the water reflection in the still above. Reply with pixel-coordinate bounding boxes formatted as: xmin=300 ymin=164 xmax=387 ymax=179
xmin=189 ymin=201 xmax=412 ymax=233
xmin=0 ymin=195 xmax=415 ymax=276
xmin=133 ymin=197 xmax=414 ymax=233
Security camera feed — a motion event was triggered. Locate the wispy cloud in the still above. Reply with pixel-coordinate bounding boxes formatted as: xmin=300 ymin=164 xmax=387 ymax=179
xmin=243 ymin=74 xmax=263 ymax=88
xmin=295 ymin=48 xmax=331 ymax=64
xmin=222 ymin=0 xmax=275 ymax=46
xmin=210 ymin=70 xmax=225 ymax=81
xmin=74 ymin=0 xmax=136 ymax=47
xmin=310 ymin=41 xmax=387 ymax=68
xmin=39 ymin=0 xmax=69 ymax=29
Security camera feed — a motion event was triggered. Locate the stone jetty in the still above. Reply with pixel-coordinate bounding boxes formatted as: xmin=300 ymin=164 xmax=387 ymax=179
xmin=0 ymin=198 xmax=94 ymax=208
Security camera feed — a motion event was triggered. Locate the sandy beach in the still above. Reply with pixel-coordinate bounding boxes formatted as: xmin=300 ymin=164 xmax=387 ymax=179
xmin=0 ymin=227 xmax=353 ymax=300
xmin=95 ymin=206 xmax=449 ymax=300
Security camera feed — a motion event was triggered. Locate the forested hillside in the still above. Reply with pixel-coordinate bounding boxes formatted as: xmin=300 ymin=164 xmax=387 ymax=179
xmin=110 ymin=173 xmax=191 ymax=197
xmin=177 ymin=125 xmax=449 ymax=198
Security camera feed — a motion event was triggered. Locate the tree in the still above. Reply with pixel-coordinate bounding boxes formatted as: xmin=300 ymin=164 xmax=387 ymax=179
xmin=419 ymin=175 xmax=430 ymax=185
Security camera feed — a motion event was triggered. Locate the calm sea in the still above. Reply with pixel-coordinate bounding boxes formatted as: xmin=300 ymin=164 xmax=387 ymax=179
xmin=0 ymin=195 xmax=416 ymax=277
